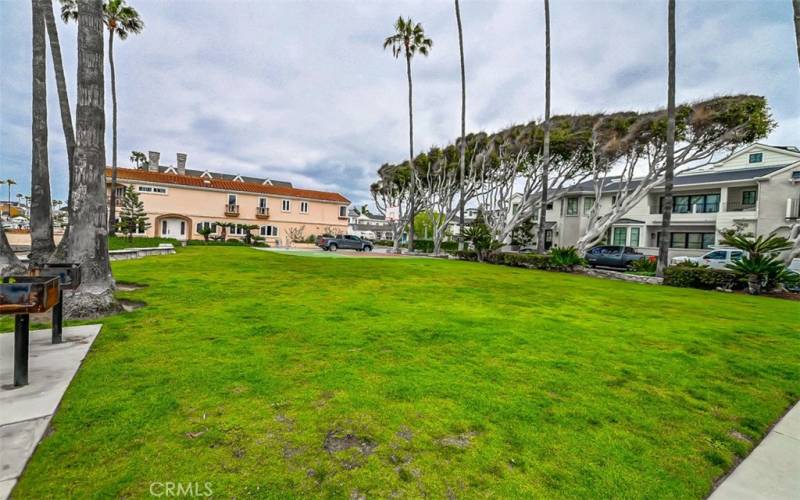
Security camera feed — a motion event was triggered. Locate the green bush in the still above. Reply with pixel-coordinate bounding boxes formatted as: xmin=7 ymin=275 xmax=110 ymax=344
xmin=455 ymin=250 xmax=478 ymax=261
xmin=373 ymin=240 xmax=395 ymax=247
xmin=108 ymin=235 xmax=176 ymax=250
xmin=500 ymin=252 xmax=553 ymax=270
xmin=409 ymin=239 xmax=459 ymax=254
xmin=629 ymin=257 xmax=657 ymax=274
xmin=663 ymin=266 xmax=738 ymax=290
xmin=549 ymin=246 xmax=585 ymax=271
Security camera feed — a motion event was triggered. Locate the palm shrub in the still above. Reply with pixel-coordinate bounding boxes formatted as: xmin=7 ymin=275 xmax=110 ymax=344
xmin=720 ymin=233 xmax=794 ymax=294
xmin=726 ymin=254 xmax=792 ymax=295
xmin=197 ymin=226 xmax=213 ymax=243
xmin=549 ymin=246 xmax=585 ymax=271
xmin=462 ymin=222 xmax=501 ymax=262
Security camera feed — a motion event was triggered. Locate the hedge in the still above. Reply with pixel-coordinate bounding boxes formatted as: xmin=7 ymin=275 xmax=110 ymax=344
xmin=663 ymin=266 xmax=738 ymax=290
xmin=456 ymin=251 xmax=554 ymax=270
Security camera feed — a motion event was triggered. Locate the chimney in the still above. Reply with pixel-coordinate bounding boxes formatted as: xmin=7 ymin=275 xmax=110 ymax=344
xmin=176 ymin=153 xmax=187 ymax=175
xmin=148 ymin=151 xmax=160 ymax=172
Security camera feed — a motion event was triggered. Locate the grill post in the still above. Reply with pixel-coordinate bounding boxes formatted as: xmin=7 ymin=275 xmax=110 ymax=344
xmin=14 ymin=314 xmax=30 ymax=387
xmin=52 ymin=289 xmax=64 ymax=344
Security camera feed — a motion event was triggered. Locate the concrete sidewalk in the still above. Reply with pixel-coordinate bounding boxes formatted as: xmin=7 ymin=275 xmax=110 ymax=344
xmin=710 ymin=401 xmax=800 ymax=499
xmin=0 ymin=324 xmax=102 ymax=500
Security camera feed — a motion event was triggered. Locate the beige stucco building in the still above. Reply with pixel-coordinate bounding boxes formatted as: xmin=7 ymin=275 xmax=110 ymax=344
xmin=106 ymin=152 xmax=350 ymax=244
xmin=530 ymin=144 xmax=800 ymax=256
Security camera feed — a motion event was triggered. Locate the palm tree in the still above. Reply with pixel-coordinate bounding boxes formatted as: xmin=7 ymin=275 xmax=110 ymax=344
xmin=794 ymin=0 xmax=800 ymax=68
xmin=656 ymin=0 xmax=676 ymax=277
xmin=536 ymin=0 xmax=551 ymax=254
xmin=68 ymin=0 xmax=115 ymax=305
xmin=62 ymin=0 xmax=144 ymax=236
xmin=31 ymin=0 xmax=56 ymax=265
xmin=384 ymin=17 xmax=432 ymax=253
xmin=44 ymin=0 xmax=76 ymax=260
xmin=455 ymin=0 xmax=467 ymax=251
xmin=130 ymin=150 xmax=146 ymax=168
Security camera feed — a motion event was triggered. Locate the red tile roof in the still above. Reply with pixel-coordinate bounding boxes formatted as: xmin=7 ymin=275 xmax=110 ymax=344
xmin=106 ymin=167 xmax=350 ymax=203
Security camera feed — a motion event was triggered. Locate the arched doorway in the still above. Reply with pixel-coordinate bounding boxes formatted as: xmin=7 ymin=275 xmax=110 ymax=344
xmin=155 ymin=214 xmax=192 ymax=241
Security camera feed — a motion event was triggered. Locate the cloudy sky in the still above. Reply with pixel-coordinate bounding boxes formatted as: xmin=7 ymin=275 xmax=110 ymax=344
xmin=1 ymin=0 xmax=798 ymax=206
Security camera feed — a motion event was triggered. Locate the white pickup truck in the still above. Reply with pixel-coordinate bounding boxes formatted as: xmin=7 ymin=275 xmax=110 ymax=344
xmin=671 ymin=248 xmax=745 ymax=269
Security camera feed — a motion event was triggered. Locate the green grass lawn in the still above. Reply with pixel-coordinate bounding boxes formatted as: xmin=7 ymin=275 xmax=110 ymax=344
xmin=11 ymin=247 xmax=800 ymax=498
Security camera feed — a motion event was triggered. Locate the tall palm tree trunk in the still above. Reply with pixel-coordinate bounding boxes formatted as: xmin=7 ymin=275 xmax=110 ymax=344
xmin=68 ymin=0 xmax=115 ymax=316
xmin=455 ymin=0 xmax=467 ymax=251
xmin=42 ymin=0 xmax=76 ymax=260
xmin=30 ymin=0 xmax=55 ymax=265
xmin=0 ymin=227 xmax=24 ymax=276
xmin=657 ymin=0 xmax=676 ymax=277
xmin=536 ymin=0 xmax=551 ymax=253
xmin=107 ymin=28 xmax=119 ymax=235
xmin=405 ymin=50 xmax=416 ymax=252
xmin=793 ymin=0 xmax=800 ymax=68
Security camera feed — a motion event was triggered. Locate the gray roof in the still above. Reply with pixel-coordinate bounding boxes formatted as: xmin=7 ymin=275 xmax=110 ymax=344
xmin=147 ymin=165 xmax=293 ymax=188
xmin=557 ymin=164 xmax=791 ymax=196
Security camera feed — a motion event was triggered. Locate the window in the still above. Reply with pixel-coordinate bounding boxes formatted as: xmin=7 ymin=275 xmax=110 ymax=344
xmin=260 ymin=225 xmax=279 ymax=236
xmin=669 ymin=232 xmax=715 ymax=249
xmin=339 ymin=206 xmax=347 ymax=218
xmin=259 ymin=197 xmax=267 ymax=209
xmin=566 ymin=198 xmax=579 ymax=216
xmin=705 ymin=250 xmax=727 ymax=260
xmin=546 ymin=202 xmax=553 ymax=210
xmin=630 ymin=227 xmax=640 ymax=247
xmin=583 ymin=197 xmax=595 ymax=215
xmin=742 ymin=190 xmax=757 ymax=205
xmin=748 ymin=152 xmax=763 ymax=163
xmin=195 ymin=221 xmax=217 ymax=233
xmin=137 ymin=185 xmax=166 ymax=194
xmin=731 ymin=251 xmax=744 ymax=261
xmin=228 ymin=194 xmax=237 ymax=205
xmin=612 ymin=227 xmax=627 ymax=245
xmin=300 ymin=201 xmax=309 ymax=214
xmin=690 ymin=194 xmax=720 ymax=213
xmin=282 ymin=199 xmax=291 ymax=212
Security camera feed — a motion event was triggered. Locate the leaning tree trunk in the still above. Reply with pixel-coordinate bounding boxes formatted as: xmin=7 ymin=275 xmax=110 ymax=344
xmin=793 ymin=0 xmax=800 ymax=69
xmin=107 ymin=28 xmax=119 ymax=235
xmin=30 ymin=0 xmax=55 ymax=265
xmin=536 ymin=0 xmax=551 ymax=254
xmin=43 ymin=0 xmax=76 ymax=261
xmin=66 ymin=0 xmax=118 ymax=318
xmin=0 ymin=227 xmax=24 ymax=276
xmin=657 ymin=0 xmax=677 ymax=277
xmin=455 ymin=0 xmax=467 ymax=252
xmin=747 ymin=274 xmax=762 ymax=295
xmin=405 ymin=51 xmax=416 ymax=252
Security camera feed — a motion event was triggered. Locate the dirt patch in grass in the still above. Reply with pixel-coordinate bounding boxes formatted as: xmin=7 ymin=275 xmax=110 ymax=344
xmin=119 ymin=299 xmax=145 ymax=312
xmin=323 ymin=431 xmax=376 ymax=456
xmin=729 ymin=430 xmax=752 ymax=443
xmin=116 ymin=281 xmax=148 ymax=291
xmin=438 ymin=432 xmax=476 ymax=449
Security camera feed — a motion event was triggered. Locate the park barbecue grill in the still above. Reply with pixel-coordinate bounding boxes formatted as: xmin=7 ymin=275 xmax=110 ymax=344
xmin=30 ymin=263 xmax=82 ymax=344
xmin=0 ymin=276 xmax=61 ymax=386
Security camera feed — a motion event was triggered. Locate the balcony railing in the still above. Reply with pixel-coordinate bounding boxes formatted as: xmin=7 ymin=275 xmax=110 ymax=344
xmin=256 ymin=207 xmax=270 ymax=219
xmin=224 ymin=204 xmax=240 ymax=216
xmin=723 ymin=201 xmax=758 ymax=212
xmin=649 ymin=204 xmax=719 ymax=215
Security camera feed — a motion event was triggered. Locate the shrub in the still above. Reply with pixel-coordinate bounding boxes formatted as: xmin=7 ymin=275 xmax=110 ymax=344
xmin=455 ymin=250 xmax=478 ymax=261
xmin=663 ymin=266 xmax=737 ymax=290
xmin=373 ymin=240 xmax=395 ymax=247
xmin=549 ymin=246 xmax=586 ymax=271
xmin=629 ymin=257 xmax=657 ymax=274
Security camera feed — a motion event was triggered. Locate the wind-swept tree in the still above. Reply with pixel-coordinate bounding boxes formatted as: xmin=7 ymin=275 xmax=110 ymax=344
xmin=67 ymin=0 xmax=116 ymax=316
xmin=371 ymin=163 xmax=413 ymax=253
xmin=384 ymin=16 xmax=432 ymax=252
xmin=31 ymin=0 xmax=56 ymax=265
xmin=62 ymin=0 xmax=144 ymax=235
xmin=576 ymin=95 xmax=774 ymax=253
xmin=656 ymin=0 xmax=677 ymax=276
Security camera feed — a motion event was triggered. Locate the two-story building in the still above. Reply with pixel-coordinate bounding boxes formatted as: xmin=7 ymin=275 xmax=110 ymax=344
xmin=107 ymin=151 xmax=350 ymax=244
xmin=529 ymin=143 xmax=800 ymax=256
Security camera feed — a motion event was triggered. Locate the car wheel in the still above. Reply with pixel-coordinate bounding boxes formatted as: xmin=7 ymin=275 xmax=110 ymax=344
xmin=329 ymin=243 xmax=337 ymax=252
xmin=364 ymin=245 xmax=372 ymax=252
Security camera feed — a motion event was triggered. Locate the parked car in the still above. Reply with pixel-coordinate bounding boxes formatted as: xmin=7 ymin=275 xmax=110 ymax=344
xmin=316 ymin=234 xmax=373 ymax=252
xmin=584 ymin=245 xmax=646 ymax=269
xmin=671 ymin=248 xmax=745 ymax=270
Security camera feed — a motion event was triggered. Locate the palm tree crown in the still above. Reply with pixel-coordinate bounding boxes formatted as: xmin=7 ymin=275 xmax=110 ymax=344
xmin=383 ymin=17 xmax=432 ymax=60
xmin=61 ymin=0 xmax=144 ymax=36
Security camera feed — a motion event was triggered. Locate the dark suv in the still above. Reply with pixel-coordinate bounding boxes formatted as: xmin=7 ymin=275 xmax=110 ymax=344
xmin=316 ymin=234 xmax=373 ymax=252
xmin=585 ymin=245 xmax=645 ymax=269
